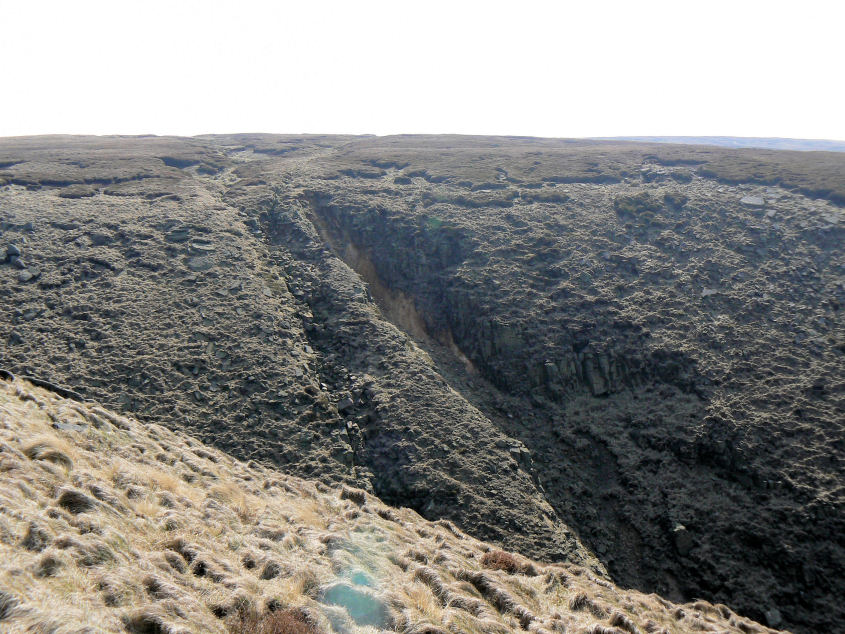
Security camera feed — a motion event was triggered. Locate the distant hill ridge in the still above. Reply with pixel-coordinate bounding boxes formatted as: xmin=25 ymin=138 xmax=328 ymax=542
xmin=595 ymin=136 xmax=845 ymax=152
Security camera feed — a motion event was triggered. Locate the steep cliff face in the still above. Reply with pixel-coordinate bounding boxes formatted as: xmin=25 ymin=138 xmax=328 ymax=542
xmin=1 ymin=134 xmax=843 ymax=633
xmin=301 ymin=189 xmax=700 ymax=401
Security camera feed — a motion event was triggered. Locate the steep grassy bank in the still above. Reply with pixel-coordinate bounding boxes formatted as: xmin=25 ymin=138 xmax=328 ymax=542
xmin=0 ymin=376 xmax=781 ymax=633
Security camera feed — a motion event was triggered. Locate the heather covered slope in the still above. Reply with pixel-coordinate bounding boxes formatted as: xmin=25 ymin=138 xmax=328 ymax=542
xmin=0 ymin=134 xmax=843 ymax=632
xmin=0 ymin=376 xmax=778 ymax=633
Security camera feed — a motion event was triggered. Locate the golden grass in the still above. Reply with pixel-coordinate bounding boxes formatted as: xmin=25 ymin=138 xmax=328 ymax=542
xmin=147 ymin=468 xmax=182 ymax=493
xmin=131 ymin=494 xmax=162 ymax=518
xmin=0 ymin=377 xmax=781 ymax=634
xmin=398 ymin=579 xmax=441 ymax=622
xmin=209 ymin=481 xmax=265 ymax=523
xmin=22 ymin=434 xmax=75 ymax=471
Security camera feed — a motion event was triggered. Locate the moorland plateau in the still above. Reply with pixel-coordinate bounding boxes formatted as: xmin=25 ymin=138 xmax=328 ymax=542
xmin=0 ymin=134 xmax=842 ymax=632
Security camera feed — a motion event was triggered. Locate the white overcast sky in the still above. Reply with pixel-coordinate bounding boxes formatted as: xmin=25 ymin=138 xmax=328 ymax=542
xmin=1 ymin=0 xmax=843 ymax=140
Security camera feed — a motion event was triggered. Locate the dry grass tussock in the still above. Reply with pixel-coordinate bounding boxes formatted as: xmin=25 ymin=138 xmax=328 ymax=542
xmin=0 ymin=377 xmax=783 ymax=633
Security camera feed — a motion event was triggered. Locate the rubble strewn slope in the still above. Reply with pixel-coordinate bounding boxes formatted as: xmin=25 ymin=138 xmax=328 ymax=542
xmin=0 ymin=134 xmax=842 ymax=633
xmin=0 ymin=376 xmax=779 ymax=633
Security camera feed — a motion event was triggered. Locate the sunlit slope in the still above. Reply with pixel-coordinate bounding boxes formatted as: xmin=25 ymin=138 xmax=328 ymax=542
xmin=0 ymin=377 xmax=781 ymax=633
